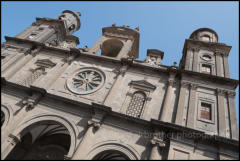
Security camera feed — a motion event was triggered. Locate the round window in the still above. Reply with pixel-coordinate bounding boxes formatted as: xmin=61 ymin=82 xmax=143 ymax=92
xmin=66 ymin=68 xmax=105 ymax=95
xmin=202 ymin=55 xmax=211 ymax=61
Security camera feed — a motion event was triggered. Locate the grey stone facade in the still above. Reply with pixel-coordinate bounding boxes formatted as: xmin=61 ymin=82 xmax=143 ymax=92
xmin=1 ymin=10 xmax=239 ymax=160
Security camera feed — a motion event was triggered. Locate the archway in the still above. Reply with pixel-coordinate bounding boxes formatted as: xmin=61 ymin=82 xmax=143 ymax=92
xmin=92 ymin=150 xmax=130 ymax=160
xmin=101 ymin=39 xmax=124 ymax=57
xmin=5 ymin=120 xmax=71 ymax=160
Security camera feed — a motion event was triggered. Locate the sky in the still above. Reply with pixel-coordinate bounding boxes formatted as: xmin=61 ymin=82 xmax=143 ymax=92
xmin=1 ymin=1 xmax=239 ymax=126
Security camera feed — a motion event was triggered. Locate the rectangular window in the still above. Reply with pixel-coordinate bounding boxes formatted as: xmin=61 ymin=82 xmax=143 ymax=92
xmin=200 ymin=103 xmax=211 ymax=120
xmin=202 ymin=64 xmax=211 ymax=74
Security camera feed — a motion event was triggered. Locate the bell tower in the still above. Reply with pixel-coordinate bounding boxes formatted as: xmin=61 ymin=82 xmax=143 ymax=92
xmin=88 ymin=25 xmax=140 ymax=59
xmin=15 ymin=10 xmax=81 ymax=48
xmin=180 ymin=28 xmax=231 ymax=78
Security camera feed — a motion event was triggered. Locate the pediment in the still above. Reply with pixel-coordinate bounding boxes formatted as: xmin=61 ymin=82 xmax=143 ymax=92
xmin=35 ymin=59 xmax=56 ymax=68
xmin=129 ymin=80 xmax=156 ymax=91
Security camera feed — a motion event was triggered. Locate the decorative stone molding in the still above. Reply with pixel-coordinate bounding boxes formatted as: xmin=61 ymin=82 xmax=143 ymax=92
xmin=187 ymin=46 xmax=200 ymax=52
xmin=8 ymin=134 xmax=21 ymax=146
xmin=64 ymin=155 xmax=72 ymax=160
xmin=216 ymin=88 xmax=227 ymax=96
xmin=189 ymin=83 xmax=198 ymax=90
xmin=181 ymin=81 xmax=190 ymax=88
xmin=22 ymin=99 xmax=35 ymax=111
xmin=150 ymin=135 xmax=166 ymax=148
xmin=35 ymin=59 xmax=56 ymax=68
xmin=168 ymin=79 xmax=176 ymax=86
xmin=87 ymin=120 xmax=101 ymax=131
xmin=129 ymin=80 xmax=156 ymax=91
xmin=227 ymin=91 xmax=236 ymax=98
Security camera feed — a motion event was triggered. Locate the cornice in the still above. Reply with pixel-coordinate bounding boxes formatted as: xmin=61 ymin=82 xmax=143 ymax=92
xmin=183 ymin=39 xmax=231 ymax=57
xmin=1 ymin=79 xmax=239 ymax=148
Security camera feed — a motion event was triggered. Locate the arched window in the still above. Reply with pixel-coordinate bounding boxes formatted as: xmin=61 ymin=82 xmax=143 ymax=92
xmin=126 ymin=91 xmax=146 ymax=118
xmin=101 ymin=39 xmax=124 ymax=57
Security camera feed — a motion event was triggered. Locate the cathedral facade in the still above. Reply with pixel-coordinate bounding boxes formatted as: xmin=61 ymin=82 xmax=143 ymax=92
xmin=1 ymin=10 xmax=239 ymax=160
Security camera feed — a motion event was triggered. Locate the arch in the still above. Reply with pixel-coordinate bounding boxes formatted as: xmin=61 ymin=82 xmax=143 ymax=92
xmin=9 ymin=114 xmax=78 ymax=158
xmin=101 ymin=39 xmax=124 ymax=57
xmin=1 ymin=104 xmax=13 ymax=129
xmin=86 ymin=140 xmax=140 ymax=160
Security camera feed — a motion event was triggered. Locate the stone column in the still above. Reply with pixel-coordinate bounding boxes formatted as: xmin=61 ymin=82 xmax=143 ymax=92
xmin=1 ymin=134 xmax=21 ymax=160
xmin=149 ymin=134 xmax=166 ymax=160
xmin=227 ymin=91 xmax=239 ymax=140
xmin=175 ymin=82 xmax=189 ymax=125
xmin=160 ymin=72 xmax=176 ymax=122
xmin=88 ymin=36 xmax=108 ymax=54
xmin=186 ymin=83 xmax=198 ymax=128
xmin=72 ymin=120 xmax=101 ymax=160
xmin=117 ymin=39 xmax=133 ymax=58
xmin=192 ymin=48 xmax=200 ymax=72
xmin=215 ymin=52 xmax=223 ymax=77
xmin=223 ymin=55 xmax=230 ymax=78
xmin=216 ymin=89 xmax=226 ymax=137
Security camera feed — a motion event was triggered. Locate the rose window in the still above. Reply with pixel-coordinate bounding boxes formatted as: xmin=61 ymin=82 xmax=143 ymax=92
xmin=66 ymin=69 xmax=105 ymax=95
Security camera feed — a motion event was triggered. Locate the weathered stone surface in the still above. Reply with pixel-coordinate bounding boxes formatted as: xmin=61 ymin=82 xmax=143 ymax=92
xmin=1 ymin=11 xmax=238 ymax=160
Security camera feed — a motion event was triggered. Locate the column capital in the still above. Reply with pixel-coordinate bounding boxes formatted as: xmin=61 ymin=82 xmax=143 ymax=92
xmin=189 ymin=83 xmax=198 ymax=90
xmin=227 ymin=91 xmax=236 ymax=98
xmin=181 ymin=81 xmax=190 ymax=88
xmin=214 ymin=50 xmax=226 ymax=56
xmin=168 ymin=79 xmax=176 ymax=86
xmin=216 ymin=88 xmax=227 ymax=96
xmin=187 ymin=46 xmax=200 ymax=52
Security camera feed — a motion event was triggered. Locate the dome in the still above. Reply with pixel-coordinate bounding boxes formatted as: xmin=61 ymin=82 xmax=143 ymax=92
xmin=189 ymin=28 xmax=218 ymax=43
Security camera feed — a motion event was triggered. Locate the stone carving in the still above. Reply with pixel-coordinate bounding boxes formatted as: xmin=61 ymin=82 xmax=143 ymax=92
xmin=66 ymin=68 xmax=105 ymax=95
xmin=126 ymin=92 xmax=146 ymax=118
xmin=129 ymin=80 xmax=156 ymax=91
xmin=216 ymin=88 xmax=226 ymax=96
xmin=35 ymin=59 xmax=56 ymax=68
xmin=87 ymin=120 xmax=101 ymax=131
xmin=227 ymin=91 xmax=236 ymax=97
xmin=8 ymin=134 xmax=21 ymax=146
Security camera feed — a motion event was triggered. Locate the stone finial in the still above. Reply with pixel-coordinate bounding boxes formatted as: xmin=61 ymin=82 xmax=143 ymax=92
xmin=112 ymin=23 xmax=116 ymax=27
xmin=173 ymin=62 xmax=177 ymax=66
xmin=135 ymin=26 xmax=139 ymax=31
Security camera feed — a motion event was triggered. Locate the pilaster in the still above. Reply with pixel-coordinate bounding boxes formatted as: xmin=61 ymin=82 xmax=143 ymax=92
xmin=186 ymin=83 xmax=198 ymax=128
xmin=227 ymin=91 xmax=239 ymax=140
